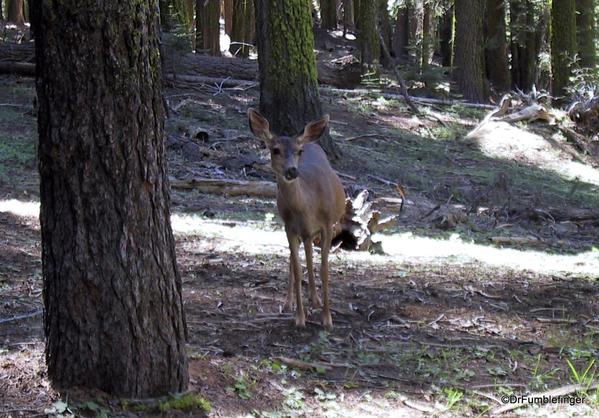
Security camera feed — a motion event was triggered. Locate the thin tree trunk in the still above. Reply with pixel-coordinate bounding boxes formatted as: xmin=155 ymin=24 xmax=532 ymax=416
xmin=378 ymin=0 xmax=392 ymax=67
xmin=485 ymin=0 xmax=510 ymax=91
xmin=575 ymin=0 xmax=596 ymax=69
xmin=196 ymin=0 xmax=221 ymax=55
xmin=255 ymin=0 xmax=340 ymax=159
xmin=29 ymin=0 xmax=188 ymax=397
xmin=321 ymin=0 xmax=337 ymax=30
xmin=421 ymin=1 xmax=432 ymax=71
xmin=231 ymin=0 xmax=254 ymax=57
xmin=343 ymin=0 xmax=354 ymax=35
xmin=454 ymin=0 xmax=487 ymax=102
xmin=224 ymin=0 xmax=234 ymax=34
xmin=7 ymin=0 xmax=25 ymax=25
xmin=551 ymin=0 xmax=577 ymax=98
xmin=438 ymin=1 xmax=453 ymax=67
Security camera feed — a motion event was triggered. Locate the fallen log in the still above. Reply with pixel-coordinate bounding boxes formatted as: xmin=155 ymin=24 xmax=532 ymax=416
xmin=0 ymin=41 xmax=35 ymax=62
xmin=0 ymin=61 xmax=35 ymax=76
xmin=167 ymin=52 xmax=362 ymax=88
xmin=170 ymin=178 xmax=277 ymax=198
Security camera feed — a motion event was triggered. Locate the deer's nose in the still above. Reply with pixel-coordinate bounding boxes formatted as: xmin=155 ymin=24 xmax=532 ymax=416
xmin=284 ymin=167 xmax=298 ymax=180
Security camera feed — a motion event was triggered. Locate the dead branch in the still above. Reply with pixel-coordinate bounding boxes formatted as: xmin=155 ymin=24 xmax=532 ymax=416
xmin=0 ymin=61 xmax=35 ymax=76
xmin=170 ymin=178 xmax=277 ymax=198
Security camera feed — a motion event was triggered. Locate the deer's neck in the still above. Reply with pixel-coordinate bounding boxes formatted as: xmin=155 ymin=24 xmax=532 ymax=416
xmin=276 ymin=176 xmax=308 ymax=213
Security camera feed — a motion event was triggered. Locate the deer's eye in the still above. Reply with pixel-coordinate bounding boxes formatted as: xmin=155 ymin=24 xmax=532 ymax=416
xmin=298 ymin=149 xmax=303 ymax=156
xmin=272 ymin=148 xmax=281 ymax=155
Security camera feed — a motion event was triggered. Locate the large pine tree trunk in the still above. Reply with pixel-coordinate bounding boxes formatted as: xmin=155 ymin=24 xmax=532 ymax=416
xmin=551 ymin=0 xmax=577 ymax=97
xmin=7 ymin=0 xmax=25 ymax=25
xmin=320 ymin=0 xmax=337 ymax=30
xmin=224 ymin=0 xmax=234 ymax=34
xmin=30 ymin=0 xmax=189 ymax=397
xmin=378 ymin=0 xmax=392 ymax=67
xmin=196 ymin=0 xmax=221 ymax=55
xmin=454 ymin=0 xmax=487 ymax=102
xmin=575 ymin=0 xmax=596 ymax=70
xmin=358 ymin=0 xmax=379 ymax=65
xmin=231 ymin=0 xmax=254 ymax=57
xmin=255 ymin=0 xmax=340 ymax=159
xmin=485 ymin=0 xmax=510 ymax=92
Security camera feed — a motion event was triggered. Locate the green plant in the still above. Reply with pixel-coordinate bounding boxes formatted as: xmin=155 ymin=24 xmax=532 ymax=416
xmin=444 ymin=387 xmax=463 ymax=410
xmin=566 ymin=358 xmax=596 ymax=389
xmin=158 ymin=393 xmax=211 ymax=413
xmin=229 ymin=374 xmax=255 ymax=400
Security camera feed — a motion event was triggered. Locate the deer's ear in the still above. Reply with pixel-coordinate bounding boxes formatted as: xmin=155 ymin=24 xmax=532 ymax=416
xmin=248 ymin=108 xmax=274 ymax=146
xmin=298 ymin=115 xmax=329 ymax=144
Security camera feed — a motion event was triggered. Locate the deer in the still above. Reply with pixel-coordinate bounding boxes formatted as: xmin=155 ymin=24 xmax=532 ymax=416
xmin=247 ymin=108 xmax=346 ymax=330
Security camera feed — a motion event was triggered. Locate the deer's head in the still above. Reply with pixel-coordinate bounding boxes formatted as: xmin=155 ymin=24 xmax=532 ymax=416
xmin=248 ymin=108 xmax=329 ymax=182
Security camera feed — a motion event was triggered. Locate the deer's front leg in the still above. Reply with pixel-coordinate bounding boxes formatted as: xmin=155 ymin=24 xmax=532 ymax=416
xmin=303 ymin=239 xmax=322 ymax=308
xmin=320 ymin=226 xmax=333 ymax=330
xmin=286 ymin=231 xmax=305 ymax=327
xmin=283 ymin=258 xmax=294 ymax=312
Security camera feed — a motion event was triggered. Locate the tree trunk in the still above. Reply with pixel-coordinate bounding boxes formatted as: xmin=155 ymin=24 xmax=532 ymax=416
xmin=196 ymin=0 xmax=221 ymax=55
xmin=224 ymin=0 xmax=234 ymax=34
xmin=509 ymin=0 xmax=543 ymax=91
xmin=378 ymin=0 xmax=392 ymax=67
xmin=342 ymin=0 xmax=354 ymax=34
xmin=551 ymin=0 xmax=577 ymax=98
xmin=231 ymin=0 xmax=254 ymax=57
xmin=575 ymin=0 xmax=596 ymax=69
xmin=358 ymin=0 xmax=379 ymax=65
xmin=254 ymin=0 xmax=340 ymax=159
xmin=7 ymin=0 xmax=25 ymax=25
xmin=392 ymin=1 xmax=410 ymax=62
xmin=30 ymin=0 xmax=189 ymax=397
xmin=438 ymin=1 xmax=453 ymax=67
xmin=159 ymin=0 xmax=172 ymax=31
xmin=485 ymin=0 xmax=510 ymax=92
xmin=320 ymin=0 xmax=337 ymax=30
xmin=421 ymin=0 xmax=432 ymax=71
xmin=454 ymin=0 xmax=487 ymax=102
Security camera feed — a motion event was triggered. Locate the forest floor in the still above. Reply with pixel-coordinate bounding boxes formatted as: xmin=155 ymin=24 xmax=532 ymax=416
xmin=1 ymin=34 xmax=599 ymax=418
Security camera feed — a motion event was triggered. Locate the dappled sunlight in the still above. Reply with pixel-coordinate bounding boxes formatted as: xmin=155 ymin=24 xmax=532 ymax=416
xmin=470 ymin=121 xmax=599 ymax=186
xmin=0 ymin=199 xmax=40 ymax=218
xmin=171 ymin=213 xmax=599 ymax=277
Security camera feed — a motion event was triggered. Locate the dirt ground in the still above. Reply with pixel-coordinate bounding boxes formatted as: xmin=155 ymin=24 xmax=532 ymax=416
xmin=1 ymin=34 xmax=599 ymax=417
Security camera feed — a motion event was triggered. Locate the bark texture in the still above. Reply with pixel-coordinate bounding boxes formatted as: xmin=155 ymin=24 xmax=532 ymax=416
xmin=231 ymin=0 xmax=254 ymax=57
xmin=454 ymin=0 xmax=487 ymax=102
xmin=485 ymin=0 xmax=510 ymax=91
xmin=7 ymin=0 xmax=25 ymax=25
xmin=30 ymin=0 xmax=189 ymax=397
xmin=196 ymin=0 xmax=221 ymax=55
xmin=510 ymin=0 xmax=543 ymax=90
xmin=575 ymin=0 xmax=596 ymax=69
xmin=551 ymin=0 xmax=577 ymax=97
xmin=224 ymin=0 xmax=234 ymax=34
xmin=438 ymin=1 xmax=453 ymax=67
xmin=254 ymin=0 xmax=340 ymax=159
xmin=392 ymin=1 xmax=411 ymax=62
xmin=320 ymin=0 xmax=337 ymax=29
xmin=358 ymin=0 xmax=379 ymax=65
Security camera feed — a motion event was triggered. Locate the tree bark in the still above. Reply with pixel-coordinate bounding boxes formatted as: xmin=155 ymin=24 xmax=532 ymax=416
xmin=358 ymin=0 xmax=379 ymax=65
xmin=254 ymin=0 xmax=340 ymax=159
xmin=575 ymin=0 xmax=596 ymax=69
xmin=454 ymin=0 xmax=487 ymax=102
xmin=378 ymin=0 xmax=392 ymax=67
xmin=30 ymin=0 xmax=189 ymax=397
xmin=342 ymin=0 xmax=354 ymax=34
xmin=421 ymin=0 xmax=432 ymax=71
xmin=392 ymin=1 xmax=411 ymax=62
xmin=551 ymin=0 xmax=577 ymax=98
xmin=231 ymin=0 xmax=254 ymax=57
xmin=7 ymin=0 xmax=25 ymax=25
xmin=485 ymin=0 xmax=510 ymax=92
xmin=510 ymin=0 xmax=543 ymax=91
xmin=196 ymin=0 xmax=221 ymax=55
xmin=224 ymin=0 xmax=234 ymax=34
xmin=320 ymin=0 xmax=337 ymax=30
xmin=438 ymin=1 xmax=453 ymax=67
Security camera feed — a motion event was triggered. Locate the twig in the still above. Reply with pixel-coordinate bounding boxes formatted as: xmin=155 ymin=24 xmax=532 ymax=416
xmin=534 ymin=317 xmax=578 ymax=324
xmin=345 ymin=133 xmax=389 ymax=142
xmin=0 ymin=309 xmax=42 ymax=324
